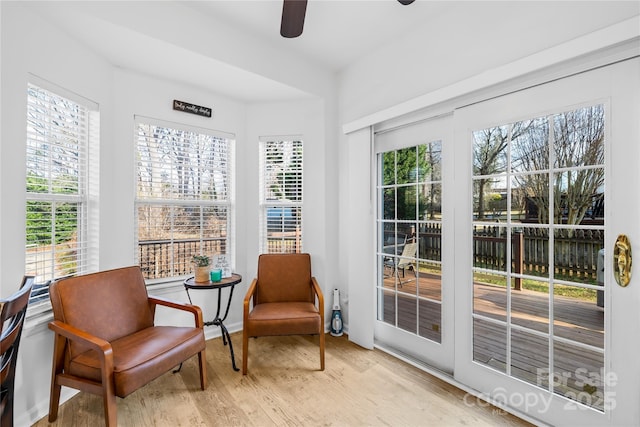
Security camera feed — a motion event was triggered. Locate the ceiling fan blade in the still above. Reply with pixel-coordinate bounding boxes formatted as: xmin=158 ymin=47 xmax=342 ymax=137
xmin=281 ymin=0 xmax=307 ymax=38
xmin=398 ymin=0 xmax=415 ymax=4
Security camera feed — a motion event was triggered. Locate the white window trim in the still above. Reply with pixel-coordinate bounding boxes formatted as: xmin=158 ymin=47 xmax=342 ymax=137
xmin=259 ymin=136 xmax=303 ymax=254
xmin=25 ymin=75 xmax=100 ymax=309
xmin=134 ymin=116 xmax=235 ymax=283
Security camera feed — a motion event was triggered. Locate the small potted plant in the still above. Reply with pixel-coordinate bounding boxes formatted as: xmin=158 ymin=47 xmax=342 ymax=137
xmin=192 ymin=255 xmax=210 ymax=283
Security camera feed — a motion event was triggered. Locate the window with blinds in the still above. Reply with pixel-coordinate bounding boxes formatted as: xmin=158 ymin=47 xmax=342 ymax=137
xmin=135 ymin=118 xmax=234 ymax=280
xmin=259 ymin=137 xmax=303 ymax=254
xmin=25 ymin=82 xmax=95 ymax=305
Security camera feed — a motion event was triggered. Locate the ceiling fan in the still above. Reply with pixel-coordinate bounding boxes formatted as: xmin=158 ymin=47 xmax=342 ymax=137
xmin=280 ymin=0 xmax=416 ymax=38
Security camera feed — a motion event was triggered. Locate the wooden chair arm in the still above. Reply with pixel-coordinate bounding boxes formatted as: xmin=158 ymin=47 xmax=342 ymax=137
xmin=243 ymin=279 xmax=258 ymax=321
xmin=311 ymin=277 xmax=325 ymax=330
xmin=311 ymin=277 xmax=324 ymax=311
xmin=48 ymin=320 xmax=114 ymax=379
xmin=242 ymin=279 xmax=258 ymax=320
xmin=148 ymin=296 xmax=204 ymax=328
xmin=48 ymin=319 xmax=116 ymax=407
xmin=48 ymin=320 xmax=112 ymax=354
xmin=243 ymin=279 xmax=258 ymax=305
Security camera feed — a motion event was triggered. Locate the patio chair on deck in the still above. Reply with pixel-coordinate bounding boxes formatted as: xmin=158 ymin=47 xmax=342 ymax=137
xmin=383 ymin=232 xmax=407 ymax=256
xmin=384 ymin=242 xmax=418 ymax=285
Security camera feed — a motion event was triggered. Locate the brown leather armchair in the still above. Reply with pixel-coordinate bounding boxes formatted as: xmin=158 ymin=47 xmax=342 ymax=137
xmin=48 ymin=266 xmax=207 ymax=427
xmin=242 ymin=253 xmax=325 ymax=375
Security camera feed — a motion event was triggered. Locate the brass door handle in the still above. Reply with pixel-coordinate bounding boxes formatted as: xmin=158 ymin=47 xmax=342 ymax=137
xmin=614 ymin=234 xmax=632 ymax=287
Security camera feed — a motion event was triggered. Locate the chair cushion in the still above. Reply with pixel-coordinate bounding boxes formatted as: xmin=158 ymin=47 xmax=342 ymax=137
xmin=246 ymin=302 xmax=320 ymax=337
xmin=68 ymin=326 xmax=205 ymax=397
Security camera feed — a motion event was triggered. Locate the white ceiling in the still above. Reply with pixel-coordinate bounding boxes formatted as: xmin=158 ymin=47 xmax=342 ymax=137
xmin=30 ymin=0 xmax=442 ymax=101
xmin=27 ymin=1 xmax=640 ymax=103
xmin=184 ymin=0 xmax=444 ymax=71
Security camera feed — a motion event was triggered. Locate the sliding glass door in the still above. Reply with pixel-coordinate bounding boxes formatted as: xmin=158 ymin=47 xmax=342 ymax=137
xmin=374 ymin=114 xmax=454 ymax=372
xmin=369 ymin=57 xmax=639 ymax=426
xmin=454 ymin=58 xmax=639 ymax=425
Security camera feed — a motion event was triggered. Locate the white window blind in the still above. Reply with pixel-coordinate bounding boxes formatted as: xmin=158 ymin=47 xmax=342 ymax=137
xmin=25 ymin=82 xmax=94 ymax=304
xmin=259 ymin=137 xmax=303 ymax=254
xmin=135 ymin=118 xmax=234 ymax=280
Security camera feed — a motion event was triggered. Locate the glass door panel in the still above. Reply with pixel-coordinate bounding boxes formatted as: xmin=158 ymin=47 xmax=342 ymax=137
xmin=473 ymin=317 xmax=507 ymax=374
xmin=452 ymin=59 xmax=640 ymax=425
xmin=510 ymin=279 xmax=549 ymax=333
xmin=442 ymin=55 xmax=640 ymax=426
xmin=553 ymin=341 xmax=605 ymax=412
xmin=470 ymin=102 xmax=606 ymax=412
xmin=374 ymin=115 xmax=452 ymax=371
xmin=377 ymin=142 xmax=443 ymax=342
xmin=511 ymin=328 xmax=549 ymax=386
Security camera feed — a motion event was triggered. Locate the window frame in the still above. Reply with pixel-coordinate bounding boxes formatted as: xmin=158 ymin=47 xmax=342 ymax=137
xmin=469 ymin=103 xmax=606 ymax=410
xmin=259 ymin=136 xmax=303 ymax=254
xmin=134 ymin=116 xmax=235 ymax=282
xmin=25 ymin=78 xmax=99 ymax=306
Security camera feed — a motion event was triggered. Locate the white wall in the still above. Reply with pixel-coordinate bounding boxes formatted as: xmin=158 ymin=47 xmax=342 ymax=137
xmin=336 ymin=2 xmax=640 ymax=341
xmin=244 ymin=99 xmax=336 ymax=306
xmin=338 ymin=1 xmax=640 ymax=124
xmin=8 ymin=0 xmax=636 ymax=424
xmin=1 ymin=3 xmax=114 ymax=425
xmin=1 ymin=3 xmax=337 ymax=426
xmin=335 ymin=1 xmax=640 ymax=425
xmin=109 ymin=68 xmax=251 ymax=338
xmin=0 ymin=3 xmax=112 ymax=297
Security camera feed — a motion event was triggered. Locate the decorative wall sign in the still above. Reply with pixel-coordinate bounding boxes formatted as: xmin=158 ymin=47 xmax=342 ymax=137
xmin=172 ymin=99 xmax=212 ymax=118
xmin=212 ymin=254 xmax=232 ymax=278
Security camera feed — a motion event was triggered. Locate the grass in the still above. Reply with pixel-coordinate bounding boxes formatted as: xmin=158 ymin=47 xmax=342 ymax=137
xmin=472 ymin=271 xmax=598 ymax=302
xmin=412 ymin=262 xmax=599 ymax=301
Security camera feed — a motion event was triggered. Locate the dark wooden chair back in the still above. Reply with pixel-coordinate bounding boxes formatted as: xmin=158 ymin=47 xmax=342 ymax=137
xmin=0 ymin=276 xmax=34 ymax=427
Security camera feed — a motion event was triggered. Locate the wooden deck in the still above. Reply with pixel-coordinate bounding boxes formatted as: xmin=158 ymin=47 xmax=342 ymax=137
xmin=381 ymin=270 xmax=605 ymax=410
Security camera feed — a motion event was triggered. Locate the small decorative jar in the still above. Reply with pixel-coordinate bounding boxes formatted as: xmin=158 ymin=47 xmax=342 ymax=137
xmin=210 ymin=268 xmax=222 ymax=282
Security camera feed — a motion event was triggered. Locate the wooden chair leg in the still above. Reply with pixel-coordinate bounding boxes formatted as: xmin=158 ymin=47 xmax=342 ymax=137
xmin=103 ymin=391 xmax=117 ymax=427
xmin=319 ymin=332 xmax=325 ymax=371
xmin=48 ymin=333 xmax=66 ymax=422
xmin=242 ymin=331 xmax=249 ymax=375
xmin=48 ymin=380 xmax=62 ymax=422
xmin=198 ymin=349 xmax=207 ymax=390
xmin=100 ymin=357 xmax=117 ymax=427
xmin=2 ymin=391 xmax=14 ymax=427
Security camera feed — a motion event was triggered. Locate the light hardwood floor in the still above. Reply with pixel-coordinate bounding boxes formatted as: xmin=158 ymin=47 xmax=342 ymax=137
xmin=34 ymin=333 xmax=533 ymax=426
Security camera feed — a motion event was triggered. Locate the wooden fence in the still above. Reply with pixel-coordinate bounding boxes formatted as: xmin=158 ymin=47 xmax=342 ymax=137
xmin=138 ymin=238 xmax=226 ymax=279
xmin=139 ymin=230 xmax=301 ymax=279
xmin=139 ymin=226 xmax=604 ymax=284
xmin=415 ymin=224 xmax=603 ymax=286
xmin=265 ymin=229 xmax=302 ymax=254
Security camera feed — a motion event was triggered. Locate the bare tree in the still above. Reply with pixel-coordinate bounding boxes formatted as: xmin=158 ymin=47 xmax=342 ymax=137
xmin=513 ymin=105 xmax=604 ymax=225
xmin=473 ymin=122 xmax=531 ymax=219
xmin=473 ymin=126 xmax=508 ymax=219
xmin=553 ymin=105 xmax=605 ymax=225
xmin=511 ymin=117 xmax=550 ymax=223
